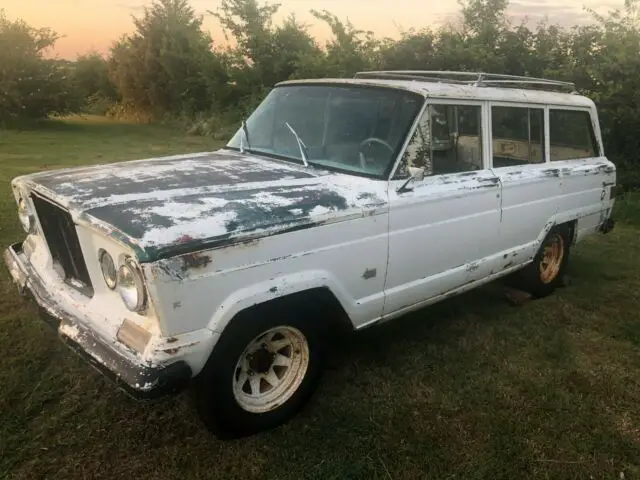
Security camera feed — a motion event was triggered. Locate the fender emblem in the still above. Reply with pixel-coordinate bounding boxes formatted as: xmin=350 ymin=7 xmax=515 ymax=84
xmin=362 ymin=268 xmax=377 ymax=280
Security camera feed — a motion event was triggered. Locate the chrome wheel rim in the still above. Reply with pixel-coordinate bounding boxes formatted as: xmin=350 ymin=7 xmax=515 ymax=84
xmin=232 ymin=326 xmax=309 ymax=413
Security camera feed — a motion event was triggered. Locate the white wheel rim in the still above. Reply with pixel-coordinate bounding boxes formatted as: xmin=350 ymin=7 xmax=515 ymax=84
xmin=232 ymin=326 xmax=310 ymax=413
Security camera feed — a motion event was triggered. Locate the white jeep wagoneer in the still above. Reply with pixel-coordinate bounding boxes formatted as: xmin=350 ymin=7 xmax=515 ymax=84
xmin=4 ymin=71 xmax=616 ymax=438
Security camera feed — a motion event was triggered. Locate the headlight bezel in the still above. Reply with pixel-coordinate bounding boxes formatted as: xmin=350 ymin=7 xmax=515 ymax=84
xmin=18 ymin=197 xmax=33 ymax=233
xmin=98 ymin=249 xmax=118 ymax=290
xmin=117 ymin=257 xmax=148 ymax=313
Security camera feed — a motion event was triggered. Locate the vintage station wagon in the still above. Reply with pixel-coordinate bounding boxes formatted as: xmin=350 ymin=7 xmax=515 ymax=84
xmin=4 ymin=71 xmax=616 ymax=438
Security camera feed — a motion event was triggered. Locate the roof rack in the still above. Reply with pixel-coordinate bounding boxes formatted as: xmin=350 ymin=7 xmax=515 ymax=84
xmin=353 ymin=70 xmax=576 ymax=93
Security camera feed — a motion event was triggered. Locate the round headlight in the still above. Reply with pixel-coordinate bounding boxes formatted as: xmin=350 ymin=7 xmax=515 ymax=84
xmin=18 ymin=198 xmax=31 ymax=233
xmin=117 ymin=258 xmax=147 ymax=312
xmin=99 ymin=249 xmax=117 ymax=290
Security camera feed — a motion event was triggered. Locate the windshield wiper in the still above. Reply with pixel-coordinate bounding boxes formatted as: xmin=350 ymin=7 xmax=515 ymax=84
xmin=285 ymin=122 xmax=309 ymax=167
xmin=239 ymin=120 xmax=251 ymax=153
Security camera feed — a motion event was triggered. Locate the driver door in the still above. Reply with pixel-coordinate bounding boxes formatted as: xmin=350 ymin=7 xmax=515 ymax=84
xmin=382 ymin=101 xmax=503 ymax=317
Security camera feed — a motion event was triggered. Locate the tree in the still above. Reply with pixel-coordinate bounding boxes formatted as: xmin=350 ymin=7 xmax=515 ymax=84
xmin=271 ymin=14 xmax=323 ymax=80
xmin=108 ymin=0 xmax=229 ymax=118
xmin=14 ymin=0 xmax=634 ymax=191
xmin=308 ymin=9 xmax=383 ymax=77
xmin=378 ymin=28 xmax=437 ymax=71
xmin=210 ymin=0 xmax=279 ymax=70
xmin=73 ymin=52 xmax=117 ymax=100
xmin=72 ymin=51 xmax=118 ymax=113
xmin=0 ymin=9 xmax=80 ymax=124
xmin=458 ymin=0 xmax=509 ymax=46
xmin=567 ymin=0 xmax=640 ymax=188
xmin=209 ymin=0 xmax=323 ymax=91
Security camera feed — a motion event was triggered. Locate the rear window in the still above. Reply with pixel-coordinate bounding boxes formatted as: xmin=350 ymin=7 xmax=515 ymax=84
xmin=491 ymin=106 xmax=545 ymax=167
xmin=549 ymin=109 xmax=599 ymax=161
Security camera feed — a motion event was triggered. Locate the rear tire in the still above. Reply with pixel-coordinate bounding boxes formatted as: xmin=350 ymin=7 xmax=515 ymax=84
xmin=512 ymin=224 xmax=572 ymax=298
xmin=190 ymin=304 xmax=326 ymax=439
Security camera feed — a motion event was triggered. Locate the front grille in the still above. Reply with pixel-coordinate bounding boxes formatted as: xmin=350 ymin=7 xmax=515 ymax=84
xmin=31 ymin=194 xmax=94 ymax=297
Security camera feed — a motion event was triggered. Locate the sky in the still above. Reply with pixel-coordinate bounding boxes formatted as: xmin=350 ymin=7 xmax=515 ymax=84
xmin=2 ymin=0 xmax=626 ymax=59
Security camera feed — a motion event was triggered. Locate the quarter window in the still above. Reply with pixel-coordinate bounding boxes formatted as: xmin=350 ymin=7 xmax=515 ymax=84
xmin=393 ymin=104 xmax=483 ymax=179
xmin=549 ymin=109 xmax=599 ymax=161
xmin=491 ymin=106 xmax=545 ymax=167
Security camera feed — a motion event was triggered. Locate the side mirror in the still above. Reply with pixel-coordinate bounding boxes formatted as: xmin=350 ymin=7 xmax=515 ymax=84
xmin=408 ymin=166 xmax=425 ymax=182
xmin=397 ymin=166 xmax=425 ymax=193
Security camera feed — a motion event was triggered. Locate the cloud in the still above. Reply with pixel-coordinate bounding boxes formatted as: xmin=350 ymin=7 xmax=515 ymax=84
xmin=114 ymin=0 xmax=147 ymax=12
xmin=507 ymin=0 xmax=628 ymax=26
xmin=507 ymin=0 xmax=592 ymax=26
xmin=113 ymin=0 xmax=220 ymax=15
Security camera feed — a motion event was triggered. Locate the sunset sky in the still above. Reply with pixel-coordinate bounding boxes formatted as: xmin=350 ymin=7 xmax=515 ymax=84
xmin=2 ymin=0 xmax=625 ymax=59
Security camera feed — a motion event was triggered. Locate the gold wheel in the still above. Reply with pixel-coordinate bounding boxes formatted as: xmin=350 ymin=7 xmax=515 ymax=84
xmin=539 ymin=233 xmax=565 ymax=284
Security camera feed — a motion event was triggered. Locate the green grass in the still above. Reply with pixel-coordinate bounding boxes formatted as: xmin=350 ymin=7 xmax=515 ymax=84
xmin=1 ymin=116 xmax=639 ymax=479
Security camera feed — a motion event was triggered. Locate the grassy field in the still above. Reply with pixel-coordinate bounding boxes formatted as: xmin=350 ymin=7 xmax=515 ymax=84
xmin=0 ymin=116 xmax=639 ymax=479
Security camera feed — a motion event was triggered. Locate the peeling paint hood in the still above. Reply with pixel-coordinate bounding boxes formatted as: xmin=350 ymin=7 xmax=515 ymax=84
xmin=21 ymin=149 xmax=387 ymax=261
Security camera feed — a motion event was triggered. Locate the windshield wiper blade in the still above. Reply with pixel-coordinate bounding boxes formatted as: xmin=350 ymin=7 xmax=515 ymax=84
xmin=239 ymin=120 xmax=250 ymax=153
xmin=285 ymin=122 xmax=309 ymax=167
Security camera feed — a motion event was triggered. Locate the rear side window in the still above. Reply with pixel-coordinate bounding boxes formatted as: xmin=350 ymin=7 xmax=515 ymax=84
xmin=549 ymin=109 xmax=599 ymax=161
xmin=491 ymin=106 xmax=545 ymax=167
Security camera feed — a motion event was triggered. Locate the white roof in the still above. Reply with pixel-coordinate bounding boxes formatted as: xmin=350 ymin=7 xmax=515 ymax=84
xmin=277 ymin=77 xmax=595 ymax=109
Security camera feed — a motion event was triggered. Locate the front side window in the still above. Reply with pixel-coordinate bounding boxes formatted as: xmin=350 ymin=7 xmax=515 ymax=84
xmin=491 ymin=106 xmax=545 ymax=167
xmin=226 ymin=85 xmax=424 ymax=178
xmin=393 ymin=104 xmax=484 ymax=179
xmin=549 ymin=109 xmax=599 ymax=161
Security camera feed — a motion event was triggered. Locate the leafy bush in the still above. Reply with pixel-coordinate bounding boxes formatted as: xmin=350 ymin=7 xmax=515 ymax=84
xmin=6 ymin=0 xmax=640 ymax=189
xmin=0 ymin=10 xmax=81 ymax=125
xmin=185 ymin=112 xmax=237 ymax=140
xmin=108 ymin=0 xmax=230 ymax=119
xmin=72 ymin=52 xmax=118 ymax=114
xmin=105 ymin=102 xmax=155 ymax=123
xmin=613 ymin=191 xmax=640 ymax=226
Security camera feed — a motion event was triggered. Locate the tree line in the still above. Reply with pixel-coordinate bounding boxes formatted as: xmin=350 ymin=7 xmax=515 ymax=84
xmin=1 ymin=0 xmax=640 ymax=188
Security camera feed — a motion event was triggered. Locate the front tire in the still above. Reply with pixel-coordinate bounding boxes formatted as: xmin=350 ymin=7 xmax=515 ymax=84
xmin=190 ymin=306 xmax=326 ymax=439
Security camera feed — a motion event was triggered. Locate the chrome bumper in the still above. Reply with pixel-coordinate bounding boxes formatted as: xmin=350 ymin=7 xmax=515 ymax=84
xmin=3 ymin=242 xmax=191 ymax=399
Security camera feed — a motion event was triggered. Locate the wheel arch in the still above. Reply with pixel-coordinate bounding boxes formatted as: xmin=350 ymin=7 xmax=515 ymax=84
xmin=567 ymin=219 xmax=578 ymax=245
xmin=536 ymin=215 xmax=577 ymax=249
xmin=226 ymin=287 xmax=353 ymax=336
xmin=207 ymin=271 xmax=356 ymax=339
xmin=193 ymin=285 xmax=353 ymax=378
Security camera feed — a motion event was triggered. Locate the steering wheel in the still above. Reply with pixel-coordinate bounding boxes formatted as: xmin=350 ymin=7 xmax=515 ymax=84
xmin=359 ymin=137 xmax=394 ymax=170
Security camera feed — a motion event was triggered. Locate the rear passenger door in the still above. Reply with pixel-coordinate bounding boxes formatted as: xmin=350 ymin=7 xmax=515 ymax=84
xmin=489 ymin=104 xmax=561 ymax=260
xmin=547 ymin=108 xmax=615 ymax=241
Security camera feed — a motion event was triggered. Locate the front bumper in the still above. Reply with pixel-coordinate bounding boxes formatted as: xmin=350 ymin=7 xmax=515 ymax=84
xmin=3 ymin=242 xmax=192 ymax=399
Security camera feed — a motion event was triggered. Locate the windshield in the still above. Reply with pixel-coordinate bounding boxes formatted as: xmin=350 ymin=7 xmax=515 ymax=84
xmin=226 ymin=84 xmax=424 ymax=178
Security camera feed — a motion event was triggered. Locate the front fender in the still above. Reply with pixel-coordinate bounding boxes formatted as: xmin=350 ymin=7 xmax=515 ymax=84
xmin=207 ymin=269 xmax=354 ymax=334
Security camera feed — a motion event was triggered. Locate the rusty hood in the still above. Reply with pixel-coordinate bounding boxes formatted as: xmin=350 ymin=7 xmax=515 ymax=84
xmin=20 ymin=149 xmax=388 ymax=261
